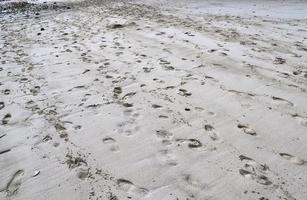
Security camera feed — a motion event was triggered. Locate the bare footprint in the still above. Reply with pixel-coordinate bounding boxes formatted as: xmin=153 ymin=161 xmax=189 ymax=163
xmin=182 ymin=174 xmax=206 ymax=190
xmin=291 ymin=114 xmax=307 ymax=127
xmin=272 ymin=96 xmax=294 ymax=106
xmin=156 ymin=130 xmax=173 ymax=139
xmin=239 ymin=169 xmax=271 ymax=186
xmin=279 ymin=153 xmax=305 ymax=165
xmin=176 ymin=138 xmax=203 ymax=149
xmin=237 ymin=124 xmax=257 ymax=136
xmin=157 ymin=149 xmax=178 ymax=166
xmin=178 ymin=88 xmax=192 ymax=97
xmin=77 ymin=167 xmax=89 ymax=180
xmin=204 ymin=124 xmax=220 ymax=141
xmin=239 ymin=155 xmax=271 ymax=185
xmin=116 ymin=179 xmax=148 ymax=197
xmin=102 ymin=137 xmax=119 ymax=152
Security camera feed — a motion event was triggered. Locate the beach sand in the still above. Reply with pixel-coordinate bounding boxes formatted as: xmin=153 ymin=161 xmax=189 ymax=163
xmin=0 ymin=0 xmax=307 ymax=199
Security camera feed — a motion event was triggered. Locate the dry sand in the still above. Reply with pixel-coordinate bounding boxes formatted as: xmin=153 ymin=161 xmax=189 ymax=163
xmin=0 ymin=0 xmax=307 ymax=199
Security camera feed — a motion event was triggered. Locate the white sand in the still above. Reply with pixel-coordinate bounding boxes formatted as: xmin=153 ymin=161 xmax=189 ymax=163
xmin=0 ymin=0 xmax=307 ymax=199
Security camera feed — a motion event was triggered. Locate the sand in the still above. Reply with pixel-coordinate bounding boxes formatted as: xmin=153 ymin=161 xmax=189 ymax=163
xmin=0 ymin=0 xmax=307 ymax=199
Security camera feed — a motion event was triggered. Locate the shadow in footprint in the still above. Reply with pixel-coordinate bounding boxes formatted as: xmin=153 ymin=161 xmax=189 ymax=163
xmin=176 ymin=138 xmax=203 ymax=149
xmin=239 ymin=155 xmax=271 ymax=185
xmin=272 ymin=96 xmax=294 ymax=106
xmin=291 ymin=114 xmax=307 ymax=127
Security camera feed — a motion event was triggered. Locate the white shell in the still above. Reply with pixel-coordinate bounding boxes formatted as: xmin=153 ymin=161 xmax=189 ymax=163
xmin=33 ymin=170 xmax=40 ymax=177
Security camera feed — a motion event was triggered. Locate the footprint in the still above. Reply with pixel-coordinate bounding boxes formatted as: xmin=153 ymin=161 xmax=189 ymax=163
xmin=182 ymin=174 xmax=206 ymax=190
xmin=237 ymin=124 xmax=257 ymax=136
xmin=178 ymin=89 xmax=192 ymax=97
xmin=4 ymin=170 xmax=24 ymax=197
xmin=66 ymin=155 xmax=87 ymax=169
xmin=157 ymin=149 xmax=177 ymax=166
xmin=102 ymin=137 xmax=119 ymax=152
xmin=272 ymin=96 xmax=294 ymax=106
xmin=113 ymin=87 xmax=122 ymax=97
xmin=279 ymin=153 xmax=305 ymax=165
xmin=156 ymin=130 xmax=173 ymax=139
xmin=204 ymin=124 xmax=220 ymax=141
xmin=116 ymin=179 xmax=148 ymax=197
xmin=239 ymin=155 xmax=269 ymax=171
xmin=176 ymin=138 xmax=202 ymax=149
xmin=291 ymin=114 xmax=307 ymax=127
xmin=239 ymin=169 xmax=272 ymax=186
xmin=239 ymin=155 xmax=271 ymax=185
xmin=2 ymin=113 xmax=11 ymax=125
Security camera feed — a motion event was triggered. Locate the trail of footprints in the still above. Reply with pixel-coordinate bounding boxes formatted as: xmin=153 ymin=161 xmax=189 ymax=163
xmin=1 ymin=2 xmax=307 ymax=199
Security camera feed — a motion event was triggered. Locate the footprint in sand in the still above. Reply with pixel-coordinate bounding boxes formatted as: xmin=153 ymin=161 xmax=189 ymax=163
xmin=204 ymin=124 xmax=220 ymax=141
xmin=291 ymin=114 xmax=307 ymax=127
xmin=156 ymin=130 xmax=173 ymax=139
xmin=156 ymin=130 xmax=174 ymax=147
xmin=2 ymin=113 xmax=12 ymax=125
xmin=182 ymin=174 xmax=206 ymax=190
xmin=178 ymin=89 xmax=192 ymax=97
xmin=237 ymin=124 xmax=257 ymax=136
xmin=239 ymin=155 xmax=271 ymax=186
xmin=271 ymin=96 xmax=294 ymax=106
xmin=157 ymin=149 xmax=178 ymax=166
xmin=176 ymin=138 xmax=203 ymax=149
xmin=279 ymin=153 xmax=305 ymax=165
xmin=3 ymin=170 xmax=24 ymax=197
xmin=102 ymin=137 xmax=119 ymax=152
xmin=116 ymin=179 xmax=148 ymax=197
xmin=113 ymin=86 xmax=122 ymax=97
xmin=77 ymin=167 xmax=90 ymax=180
